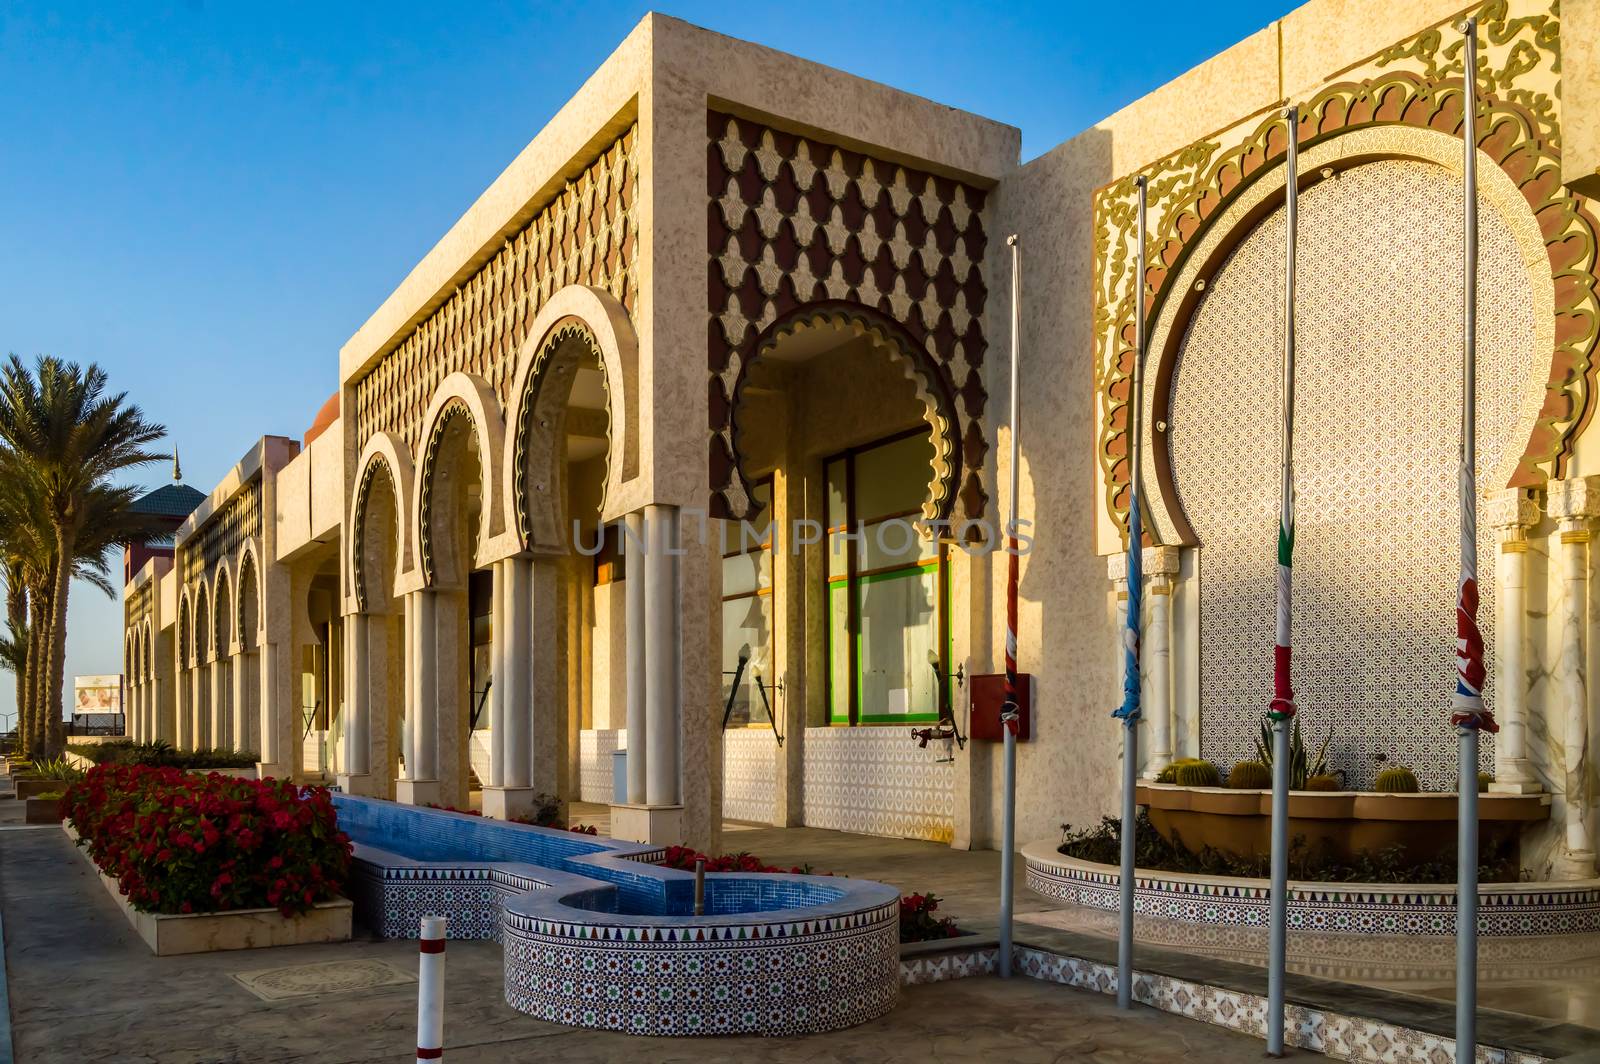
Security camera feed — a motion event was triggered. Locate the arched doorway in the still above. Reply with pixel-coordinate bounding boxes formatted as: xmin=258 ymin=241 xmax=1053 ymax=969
xmin=212 ymin=569 xmax=233 ymax=750
xmin=720 ymin=302 xmax=964 ymax=840
xmin=348 ymin=455 xmax=405 ymax=798
xmin=192 ymin=586 xmax=210 ymax=748
xmin=236 ymin=551 xmax=262 ymax=757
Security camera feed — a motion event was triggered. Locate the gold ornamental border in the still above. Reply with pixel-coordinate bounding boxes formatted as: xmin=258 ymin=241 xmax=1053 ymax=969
xmin=1094 ymin=0 xmax=1598 ymax=540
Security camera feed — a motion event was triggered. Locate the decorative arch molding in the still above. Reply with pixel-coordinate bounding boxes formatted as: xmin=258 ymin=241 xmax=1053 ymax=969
xmin=1094 ymin=2 xmax=1598 ymax=538
xmin=350 ymin=433 xmax=416 ymax=612
xmin=502 ymin=285 xmax=640 ymax=546
xmin=211 ymin=561 xmax=234 ymax=655
xmin=235 ymin=537 xmax=264 ymax=647
xmin=722 ymin=301 xmax=965 ymax=525
xmin=177 ymin=588 xmax=192 ymax=665
xmin=192 ymin=584 xmax=211 ymax=665
xmin=414 ymin=372 xmax=505 ymax=586
xmin=1140 ymin=124 xmax=1558 ymax=545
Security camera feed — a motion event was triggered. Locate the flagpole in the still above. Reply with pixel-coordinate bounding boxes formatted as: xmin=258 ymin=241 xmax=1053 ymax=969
xmin=1453 ymin=19 xmax=1493 ymax=1063
xmin=999 ymin=233 xmax=1021 ymax=979
xmin=1113 ymin=175 xmax=1149 ymax=1011
xmin=1266 ymin=105 xmax=1300 ymax=1059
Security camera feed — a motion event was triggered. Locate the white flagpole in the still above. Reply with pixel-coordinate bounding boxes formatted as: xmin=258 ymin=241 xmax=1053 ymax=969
xmin=999 ymin=233 xmax=1021 ymax=978
xmin=1454 ymin=18 xmax=1484 ymax=1064
xmin=1113 ymin=175 xmax=1149 ymax=1010
xmin=1267 ymin=104 xmax=1299 ymax=1060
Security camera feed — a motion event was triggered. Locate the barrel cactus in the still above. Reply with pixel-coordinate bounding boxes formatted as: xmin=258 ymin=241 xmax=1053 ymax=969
xmin=1375 ymin=766 xmax=1420 ymax=793
xmin=1304 ymin=774 xmax=1341 ymax=792
xmin=1226 ymin=761 xmax=1270 ymax=789
xmin=1172 ymin=759 xmax=1222 ymax=787
xmin=1478 ymin=772 xmax=1494 ymax=793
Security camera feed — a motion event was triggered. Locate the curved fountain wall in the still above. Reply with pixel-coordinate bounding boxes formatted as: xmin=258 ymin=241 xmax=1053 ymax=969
xmin=333 ymin=796 xmax=900 ymax=1036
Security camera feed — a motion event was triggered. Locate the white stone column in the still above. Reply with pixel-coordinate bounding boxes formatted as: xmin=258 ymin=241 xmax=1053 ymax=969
xmin=624 ymin=510 xmax=648 ymax=803
xmin=191 ymin=657 xmax=206 ymax=748
xmin=488 ymin=559 xmax=507 ymax=788
xmin=644 ymin=504 xmax=681 ymax=808
xmin=483 ymin=556 xmax=533 ymax=818
xmin=1488 ymin=487 xmax=1541 ymax=793
xmin=177 ymin=660 xmax=191 ymax=749
xmin=342 ymin=613 xmax=372 ymax=780
xmin=1548 ymin=477 xmax=1598 ymax=879
xmin=258 ymin=644 xmax=276 ymax=768
xmin=397 ymin=590 xmax=440 ymax=806
xmin=231 ymin=644 xmax=248 ymax=754
xmin=1145 ymin=546 xmax=1180 ymax=779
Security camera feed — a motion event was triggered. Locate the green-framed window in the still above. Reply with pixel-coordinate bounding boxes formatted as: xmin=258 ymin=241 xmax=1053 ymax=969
xmin=825 ymin=431 xmax=951 ymax=726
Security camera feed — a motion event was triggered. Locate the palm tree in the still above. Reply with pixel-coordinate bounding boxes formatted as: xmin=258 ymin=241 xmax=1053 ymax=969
xmin=0 ymin=357 xmax=165 ymax=757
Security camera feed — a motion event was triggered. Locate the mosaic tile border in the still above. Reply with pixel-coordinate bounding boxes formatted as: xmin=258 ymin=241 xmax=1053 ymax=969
xmin=1023 ymin=844 xmax=1600 ymax=938
xmin=336 ymin=797 xmax=901 ymax=1037
xmin=1013 ymin=946 xmax=1549 ymax=1064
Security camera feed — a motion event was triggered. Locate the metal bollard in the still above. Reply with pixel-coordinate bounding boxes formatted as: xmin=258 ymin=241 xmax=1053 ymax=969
xmin=694 ymin=857 xmax=706 ymax=916
xmin=417 ymin=915 xmax=447 ymax=1062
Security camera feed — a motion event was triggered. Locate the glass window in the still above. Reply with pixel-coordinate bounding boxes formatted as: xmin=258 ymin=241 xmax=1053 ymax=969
xmin=824 ymin=432 xmax=947 ymax=726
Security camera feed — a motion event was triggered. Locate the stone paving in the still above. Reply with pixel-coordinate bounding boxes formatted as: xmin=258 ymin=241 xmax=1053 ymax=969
xmin=0 ymin=818 xmax=1274 ymax=1063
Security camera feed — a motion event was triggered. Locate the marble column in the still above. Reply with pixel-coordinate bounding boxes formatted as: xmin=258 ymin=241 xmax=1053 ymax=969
xmin=1488 ymin=487 xmax=1542 ymax=793
xmin=341 ymin=613 xmax=372 ymax=780
xmin=1145 ymin=546 xmax=1181 ymax=779
xmin=230 ymin=643 xmax=248 ymax=755
xmin=257 ymin=644 xmax=276 ymax=768
xmin=644 ymin=504 xmax=681 ymax=808
xmin=490 ymin=557 xmax=532 ymax=813
xmin=624 ymin=510 xmax=648 ymax=804
xmin=1548 ymin=477 xmax=1599 ymax=880
xmin=191 ymin=656 xmax=205 ymax=749
xmin=397 ymin=590 xmax=440 ymax=806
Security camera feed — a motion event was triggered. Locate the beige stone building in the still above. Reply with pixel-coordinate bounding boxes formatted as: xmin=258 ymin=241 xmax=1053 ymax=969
xmin=122 ymin=0 xmax=1600 ymax=871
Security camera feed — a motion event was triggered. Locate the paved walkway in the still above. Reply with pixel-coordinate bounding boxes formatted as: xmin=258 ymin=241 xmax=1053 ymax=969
xmin=0 ymin=822 xmax=1271 ymax=1063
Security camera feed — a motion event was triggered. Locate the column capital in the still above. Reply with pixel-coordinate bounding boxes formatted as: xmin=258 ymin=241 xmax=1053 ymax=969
xmin=1484 ymin=486 xmax=1541 ymax=532
xmin=1106 ymin=545 xmax=1181 ymax=583
xmin=1546 ymin=476 xmax=1600 ymax=524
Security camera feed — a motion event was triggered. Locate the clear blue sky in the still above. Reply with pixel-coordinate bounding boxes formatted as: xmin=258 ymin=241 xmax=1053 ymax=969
xmin=0 ymin=0 xmax=1284 ymax=728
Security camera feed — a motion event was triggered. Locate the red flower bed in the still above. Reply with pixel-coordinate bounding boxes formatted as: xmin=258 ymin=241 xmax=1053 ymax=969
xmin=899 ymin=892 xmax=962 ymax=941
xmin=658 ymin=844 xmax=813 ymax=874
xmin=64 ymin=764 xmax=352 ymax=917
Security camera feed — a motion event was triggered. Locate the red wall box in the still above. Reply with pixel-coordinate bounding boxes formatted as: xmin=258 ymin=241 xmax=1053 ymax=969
xmin=968 ymin=673 xmax=1033 ymax=742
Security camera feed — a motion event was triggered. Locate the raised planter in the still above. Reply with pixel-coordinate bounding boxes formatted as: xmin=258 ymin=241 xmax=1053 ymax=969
xmin=61 ymin=823 xmax=351 ymax=955
xmin=24 ymin=796 xmax=61 ymax=823
xmin=1136 ymin=782 xmax=1549 ymax=863
xmin=1023 ymin=841 xmax=1600 ymax=936
xmin=14 ymin=778 xmax=71 ymax=801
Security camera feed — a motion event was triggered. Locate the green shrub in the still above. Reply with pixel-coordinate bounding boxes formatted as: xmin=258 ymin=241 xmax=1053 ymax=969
xmin=1172 ymin=759 xmax=1222 ymax=787
xmin=66 ymin=740 xmax=256 ymax=770
xmin=28 ymin=757 xmax=84 ymax=782
xmin=1058 ymin=812 xmax=1522 ymax=883
xmin=1375 ymin=766 xmax=1420 ymax=793
xmin=32 ymin=790 xmax=65 ymax=801
xmin=1226 ymin=761 xmax=1270 ymax=789
xmin=1254 ymin=717 xmax=1332 ymax=789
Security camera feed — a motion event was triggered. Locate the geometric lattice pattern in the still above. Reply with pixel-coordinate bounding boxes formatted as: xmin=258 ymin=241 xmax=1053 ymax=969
xmin=1025 ymin=850 xmax=1600 ymax=937
xmin=706 ymin=111 xmax=990 ymax=521
xmin=1174 ymin=161 xmax=1537 ymax=788
xmin=180 ymin=478 xmax=261 ymax=587
xmin=354 ymin=127 xmax=638 ymax=453
xmin=801 ymin=727 xmax=954 ymax=841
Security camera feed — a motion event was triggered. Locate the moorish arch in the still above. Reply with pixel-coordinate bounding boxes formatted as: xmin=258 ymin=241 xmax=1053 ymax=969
xmin=349 ymin=435 xmax=414 ymax=613
xmin=502 ymin=285 xmax=640 ymax=546
xmin=1134 ymin=128 xmax=1554 ymax=789
xmin=212 ymin=561 xmax=235 ymax=749
xmin=414 ymin=373 xmax=505 ymax=586
xmin=191 ymin=582 xmax=210 ymax=747
xmin=724 ymin=301 xmax=964 ymax=526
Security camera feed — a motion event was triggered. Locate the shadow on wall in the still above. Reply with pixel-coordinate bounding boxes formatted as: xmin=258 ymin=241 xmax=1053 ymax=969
xmin=985 ymin=125 xmax=1116 ymax=852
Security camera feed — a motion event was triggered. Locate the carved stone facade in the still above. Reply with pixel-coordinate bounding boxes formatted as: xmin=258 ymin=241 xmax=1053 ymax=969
xmin=353 ymin=127 xmax=639 ymax=452
xmin=1095 ymin=0 xmax=1596 ymax=539
xmin=706 ymin=111 xmax=991 ymax=521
